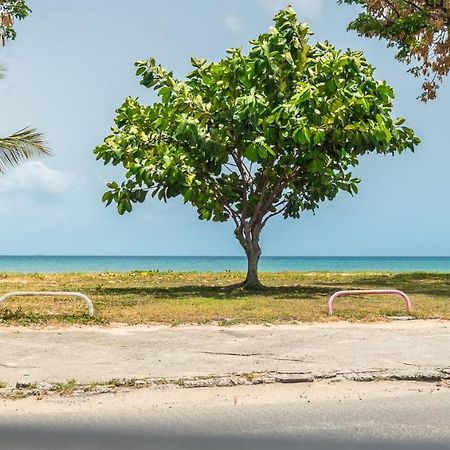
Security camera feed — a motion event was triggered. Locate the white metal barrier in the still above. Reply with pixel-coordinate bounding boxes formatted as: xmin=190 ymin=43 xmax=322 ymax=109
xmin=0 ymin=291 xmax=94 ymax=316
xmin=328 ymin=289 xmax=412 ymax=315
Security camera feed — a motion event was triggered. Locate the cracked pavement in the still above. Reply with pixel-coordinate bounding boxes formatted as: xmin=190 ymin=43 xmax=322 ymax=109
xmin=0 ymin=320 xmax=449 ymax=388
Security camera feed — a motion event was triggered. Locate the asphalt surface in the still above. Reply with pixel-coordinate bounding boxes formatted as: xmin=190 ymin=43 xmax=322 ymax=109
xmin=1 ymin=321 xmax=450 ymax=385
xmin=1 ymin=381 xmax=449 ymax=449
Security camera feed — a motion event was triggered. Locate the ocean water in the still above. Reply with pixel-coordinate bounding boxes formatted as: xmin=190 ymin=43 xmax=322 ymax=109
xmin=0 ymin=256 xmax=449 ymax=273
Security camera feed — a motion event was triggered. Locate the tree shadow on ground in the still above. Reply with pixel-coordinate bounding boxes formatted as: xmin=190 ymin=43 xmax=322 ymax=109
xmin=348 ymin=273 xmax=450 ymax=298
xmin=89 ymin=273 xmax=450 ymax=301
xmin=91 ymin=284 xmax=341 ymax=300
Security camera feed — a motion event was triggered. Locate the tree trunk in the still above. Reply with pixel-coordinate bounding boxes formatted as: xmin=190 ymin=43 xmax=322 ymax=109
xmin=235 ymin=223 xmax=264 ymax=290
xmin=243 ymin=242 xmax=263 ymax=289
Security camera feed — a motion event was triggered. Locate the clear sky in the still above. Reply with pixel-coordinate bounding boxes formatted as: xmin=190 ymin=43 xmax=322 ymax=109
xmin=0 ymin=0 xmax=448 ymax=256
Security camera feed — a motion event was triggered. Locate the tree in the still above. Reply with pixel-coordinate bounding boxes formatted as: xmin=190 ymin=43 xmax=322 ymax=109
xmin=0 ymin=0 xmax=30 ymax=45
xmin=340 ymin=0 xmax=450 ymax=101
xmin=95 ymin=7 xmax=419 ymax=289
xmin=0 ymin=1 xmax=49 ymax=172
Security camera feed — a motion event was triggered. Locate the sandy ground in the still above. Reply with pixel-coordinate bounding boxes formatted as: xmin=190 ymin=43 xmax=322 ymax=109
xmin=0 ymin=320 xmax=449 ymax=386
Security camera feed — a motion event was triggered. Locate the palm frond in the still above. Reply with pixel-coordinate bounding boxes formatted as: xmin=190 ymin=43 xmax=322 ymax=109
xmin=0 ymin=127 xmax=50 ymax=173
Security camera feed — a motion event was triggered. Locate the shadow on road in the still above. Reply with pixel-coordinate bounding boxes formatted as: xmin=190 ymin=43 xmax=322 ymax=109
xmin=0 ymin=426 xmax=448 ymax=450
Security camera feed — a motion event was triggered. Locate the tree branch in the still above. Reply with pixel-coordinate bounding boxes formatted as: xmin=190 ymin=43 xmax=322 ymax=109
xmin=262 ymin=204 xmax=288 ymax=227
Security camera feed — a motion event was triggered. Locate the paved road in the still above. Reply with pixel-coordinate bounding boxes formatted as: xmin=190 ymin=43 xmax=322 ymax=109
xmin=1 ymin=321 xmax=450 ymax=385
xmin=1 ymin=381 xmax=449 ymax=449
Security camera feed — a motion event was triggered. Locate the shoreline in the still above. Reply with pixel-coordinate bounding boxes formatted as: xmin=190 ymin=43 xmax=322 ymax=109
xmin=2 ymin=255 xmax=450 ymax=274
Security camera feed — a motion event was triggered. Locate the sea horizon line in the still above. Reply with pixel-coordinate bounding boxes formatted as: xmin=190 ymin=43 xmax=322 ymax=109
xmin=1 ymin=255 xmax=450 ymax=259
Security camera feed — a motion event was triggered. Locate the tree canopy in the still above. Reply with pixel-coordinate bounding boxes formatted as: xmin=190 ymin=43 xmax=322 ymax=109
xmin=0 ymin=0 xmax=30 ymax=45
xmin=95 ymin=7 xmax=419 ymax=288
xmin=340 ymin=0 xmax=450 ymax=101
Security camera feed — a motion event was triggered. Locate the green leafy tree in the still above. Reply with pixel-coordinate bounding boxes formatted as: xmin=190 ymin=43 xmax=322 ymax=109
xmin=0 ymin=0 xmax=30 ymax=45
xmin=340 ymin=0 xmax=450 ymax=101
xmin=0 ymin=1 xmax=49 ymax=172
xmin=95 ymin=7 xmax=419 ymax=289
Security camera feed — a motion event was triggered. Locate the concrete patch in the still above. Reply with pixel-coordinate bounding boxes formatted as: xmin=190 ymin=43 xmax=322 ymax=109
xmin=0 ymin=321 xmax=449 ymax=392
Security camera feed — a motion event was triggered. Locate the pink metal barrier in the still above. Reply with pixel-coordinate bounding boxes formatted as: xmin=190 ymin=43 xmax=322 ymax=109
xmin=328 ymin=289 xmax=413 ymax=315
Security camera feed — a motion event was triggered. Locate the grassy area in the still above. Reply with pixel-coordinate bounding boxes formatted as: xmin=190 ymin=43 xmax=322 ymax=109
xmin=0 ymin=271 xmax=449 ymax=326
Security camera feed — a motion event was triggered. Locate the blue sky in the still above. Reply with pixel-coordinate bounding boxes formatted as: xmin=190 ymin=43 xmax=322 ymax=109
xmin=0 ymin=0 xmax=448 ymax=256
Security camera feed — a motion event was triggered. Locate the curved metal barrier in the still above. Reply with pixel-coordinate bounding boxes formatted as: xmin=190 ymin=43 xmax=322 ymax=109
xmin=0 ymin=291 xmax=94 ymax=316
xmin=328 ymin=289 xmax=412 ymax=316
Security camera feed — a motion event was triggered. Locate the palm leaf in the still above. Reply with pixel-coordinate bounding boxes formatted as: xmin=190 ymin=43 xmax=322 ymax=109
xmin=0 ymin=127 xmax=50 ymax=173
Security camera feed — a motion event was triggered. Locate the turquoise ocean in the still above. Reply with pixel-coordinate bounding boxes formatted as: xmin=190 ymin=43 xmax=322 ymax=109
xmin=0 ymin=256 xmax=449 ymax=273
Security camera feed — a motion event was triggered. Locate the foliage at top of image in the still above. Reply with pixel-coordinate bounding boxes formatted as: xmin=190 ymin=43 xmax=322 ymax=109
xmin=95 ymin=7 xmax=419 ymax=288
xmin=0 ymin=0 xmax=30 ymax=45
xmin=340 ymin=0 xmax=450 ymax=101
xmin=0 ymin=1 xmax=50 ymax=172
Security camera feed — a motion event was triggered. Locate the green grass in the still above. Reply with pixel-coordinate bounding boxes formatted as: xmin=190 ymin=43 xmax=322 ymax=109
xmin=0 ymin=271 xmax=449 ymax=325
xmin=54 ymin=379 xmax=77 ymax=395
